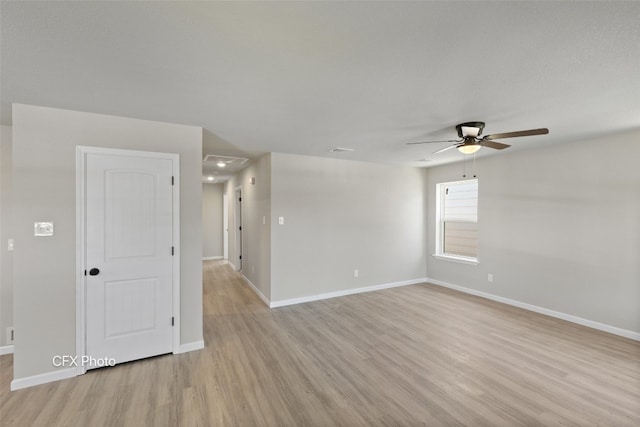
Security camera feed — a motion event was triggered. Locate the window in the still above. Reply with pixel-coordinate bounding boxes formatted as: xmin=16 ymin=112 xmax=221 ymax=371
xmin=435 ymin=179 xmax=478 ymax=263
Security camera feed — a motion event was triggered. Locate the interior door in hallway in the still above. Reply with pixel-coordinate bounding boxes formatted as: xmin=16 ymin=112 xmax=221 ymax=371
xmin=234 ymin=187 xmax=242 ymax=270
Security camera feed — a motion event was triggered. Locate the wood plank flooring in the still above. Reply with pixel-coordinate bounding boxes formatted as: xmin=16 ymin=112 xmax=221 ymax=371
xmin=1 ymin=260 xmax=639 ymax=426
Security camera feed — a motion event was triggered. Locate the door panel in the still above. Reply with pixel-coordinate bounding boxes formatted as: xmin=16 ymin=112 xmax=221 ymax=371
xmin=85 ymin=152 xmax=173 ymax=368
xmin=104 ymin=278 xmax=158 ymax=338
xmin=105 ymin=170 xmax=157 ymax=259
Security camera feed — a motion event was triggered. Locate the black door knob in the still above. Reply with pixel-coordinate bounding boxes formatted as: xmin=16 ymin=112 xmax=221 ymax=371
xmin=89 ymin=268 xmax=100 ymax=276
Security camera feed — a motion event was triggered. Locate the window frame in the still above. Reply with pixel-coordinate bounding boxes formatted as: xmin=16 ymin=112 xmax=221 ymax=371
xmin=434 ymin=179 xmax=479 ymax=265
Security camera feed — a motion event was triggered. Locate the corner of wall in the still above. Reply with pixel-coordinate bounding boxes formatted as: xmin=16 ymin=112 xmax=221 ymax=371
xmin=224 ymin=154 xmax=272 ymax=302
xmin=0 ymin=125 xmax=14 ymax=349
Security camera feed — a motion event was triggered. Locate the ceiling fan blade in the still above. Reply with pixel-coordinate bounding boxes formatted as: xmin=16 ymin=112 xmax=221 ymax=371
xmin=407 ymin=139 xmax=461 ymax=145
xmin=433 ymin=144 xmax=460 ymax=154
xmin=483 ymin=128 xmax=549 ymax=140
xmin=480 ymin=140 xmax=510 ymax=150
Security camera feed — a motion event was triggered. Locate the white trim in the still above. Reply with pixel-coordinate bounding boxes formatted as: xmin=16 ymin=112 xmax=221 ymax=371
xmin=432 ymin=254 xmax=479 ymax=265
xmin=223 ymin=193 xmax=229 ymax=260
xmin=241 ymin=275 xmax=271 ymax=307
xmin=11 ymin=368 xmax=76 ymax=391
xmin=76 ymin=146 xmax=182 ymax=378
xmin=228 ymin=261 xmax=237 ymax=271
xmin=171 ymin=159 xmax=181 ymax=355
xmin=202 ymin=256 xmax=224 ymax=261
xmin=234 ymin=185 xmax=243 ymax=271
xmin=270 ymin=278 xmax=428 ymax=308
xmin=427 ymin=278 xmax=640 ymax=341
xmin=75 ymin=146 xmax=87 ymax=376
xmin=0 ymin=345 xmax=14 ymax=355
xmin=176 ymin=340 xmax=205 ymax=354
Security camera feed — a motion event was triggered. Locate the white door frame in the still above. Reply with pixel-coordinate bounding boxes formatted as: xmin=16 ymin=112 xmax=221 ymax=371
xmin=75 ymin=146 xmax=181 ymax=376
xmin=234 ymin=186 xmax=242 ymax=271
xmin=223 ymin=192 xmax=228 ymax=260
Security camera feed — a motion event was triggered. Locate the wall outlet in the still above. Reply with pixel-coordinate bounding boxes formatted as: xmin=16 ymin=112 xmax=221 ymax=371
xmin=7 ymin=327 xmax=14 ymax=344
xmin=488 ymin=273 xmax=494 ymax=283
xmin=7 ymin=239 xmax=14 ymax=251
xmin=278 ymin=216 xmax=284 ymax=225
xmin=353 ymin=269 xmax=359 ymax=278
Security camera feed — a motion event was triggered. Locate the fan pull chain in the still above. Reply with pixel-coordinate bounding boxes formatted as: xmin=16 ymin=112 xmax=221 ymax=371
xmin=473 ymin=152 xmax=477 ymax=178
xmin=462 ymin=154 xmax=466 ymax=178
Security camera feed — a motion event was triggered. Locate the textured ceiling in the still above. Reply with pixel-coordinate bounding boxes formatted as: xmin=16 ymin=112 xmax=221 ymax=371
xmin=2 ymin=1 xmax=639 ymax=174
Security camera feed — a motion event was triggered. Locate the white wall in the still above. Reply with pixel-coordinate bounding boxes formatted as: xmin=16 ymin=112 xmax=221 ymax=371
xmin=11 ymin=104 xmax=204 ymax=380
xmin=202 ymin=183 xmax=224 ymax=259
xmin=225 ymin=154 xmax=272 ymax=300
xmin=426 ymin=129 xmax=640 ymax=334
xmin=0 ymin=125 xmax=13 ymax=350
xmin=270 ymin=153 xmax=427 ymax=302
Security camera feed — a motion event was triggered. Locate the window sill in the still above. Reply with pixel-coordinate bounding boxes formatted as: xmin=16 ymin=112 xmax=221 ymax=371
xmin=432 ymin=254 xmax=479 ymax=266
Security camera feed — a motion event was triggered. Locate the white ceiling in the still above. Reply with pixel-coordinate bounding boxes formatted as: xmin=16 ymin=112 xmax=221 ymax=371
xmin=2 ymin=1 xmax=639 ymax=176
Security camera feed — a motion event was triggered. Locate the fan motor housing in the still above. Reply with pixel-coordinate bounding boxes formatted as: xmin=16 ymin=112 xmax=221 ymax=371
xmin=456 ymin=121 xmax=485 ymax=138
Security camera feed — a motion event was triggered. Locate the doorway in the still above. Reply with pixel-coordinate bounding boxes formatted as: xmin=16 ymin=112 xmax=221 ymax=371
xmin=223 ymin=193 xmax=228 ymax=260
xmin=234 ymin=186 xmax=242 ymax=271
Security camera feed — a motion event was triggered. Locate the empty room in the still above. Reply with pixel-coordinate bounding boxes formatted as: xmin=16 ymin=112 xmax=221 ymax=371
xmin=1 ymin=1 xmax=639 ymax=426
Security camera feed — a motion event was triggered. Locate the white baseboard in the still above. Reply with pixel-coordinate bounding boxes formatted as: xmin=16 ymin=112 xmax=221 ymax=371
xmin=228 ymin=261 xmax=237 ymax=271
xmin=241 ymin=275 xmax=271 ymax=307
xmin=270 ymin=277 xmax=428 ymax=308
xmin=9 ymin=342 xmax=205 ymax=391
xmin=427 ymin=278 xmax=640 ymax=341
xmin=176 ymin=340 xmax=205 ymax=354
xmin=0 ymin=345 xmax=14 ymax=355
xmin=202 ymin=256 xmax=224 ymax=261
xmin=10 ymin=367 xmax=76 ymax=391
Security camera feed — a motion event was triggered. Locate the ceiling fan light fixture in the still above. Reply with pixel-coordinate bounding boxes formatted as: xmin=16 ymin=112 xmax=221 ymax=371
xmin=458 ymin=144 xmax=481 ymax=154
xmin=217 ymin=161 xmax=226 ymax=168
xmin=460 ymin=126 xmax=480 ymax=138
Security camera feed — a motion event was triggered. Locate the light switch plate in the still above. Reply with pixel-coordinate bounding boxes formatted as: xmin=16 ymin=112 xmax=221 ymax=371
xmin=34 ymin=222 xmax=54 ymax=237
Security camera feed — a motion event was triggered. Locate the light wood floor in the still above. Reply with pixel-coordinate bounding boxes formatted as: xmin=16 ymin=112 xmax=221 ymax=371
xmin=1 ymin=261 xmax=639 ymax=426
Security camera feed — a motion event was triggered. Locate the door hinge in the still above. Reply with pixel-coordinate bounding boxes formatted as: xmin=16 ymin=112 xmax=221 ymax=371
xmin=171 ymin=176 xmax=175 ymax=186
xmin=238 ymin=197 xmax=242 ymax=202
xmin=171 ymin=316 xmax=175 ymax=326
xmin=84 ymin=269 xmax=87 ymax=276
xmin=171 ymin=246 xmax=175 ymax=256
xmin=239 ymin=226 xmax=242 ymax=231
xmin=239 ymin=255 xmax=242 ymax=260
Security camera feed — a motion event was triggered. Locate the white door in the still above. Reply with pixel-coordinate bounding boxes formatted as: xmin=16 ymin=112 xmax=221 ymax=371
xmin=234 ymin=187 xmax=242 ymax=270
xmin=223 ymin=193 xmax=229 ymax=260
xmin=84 ymin=151 xmax=174 ymax=368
